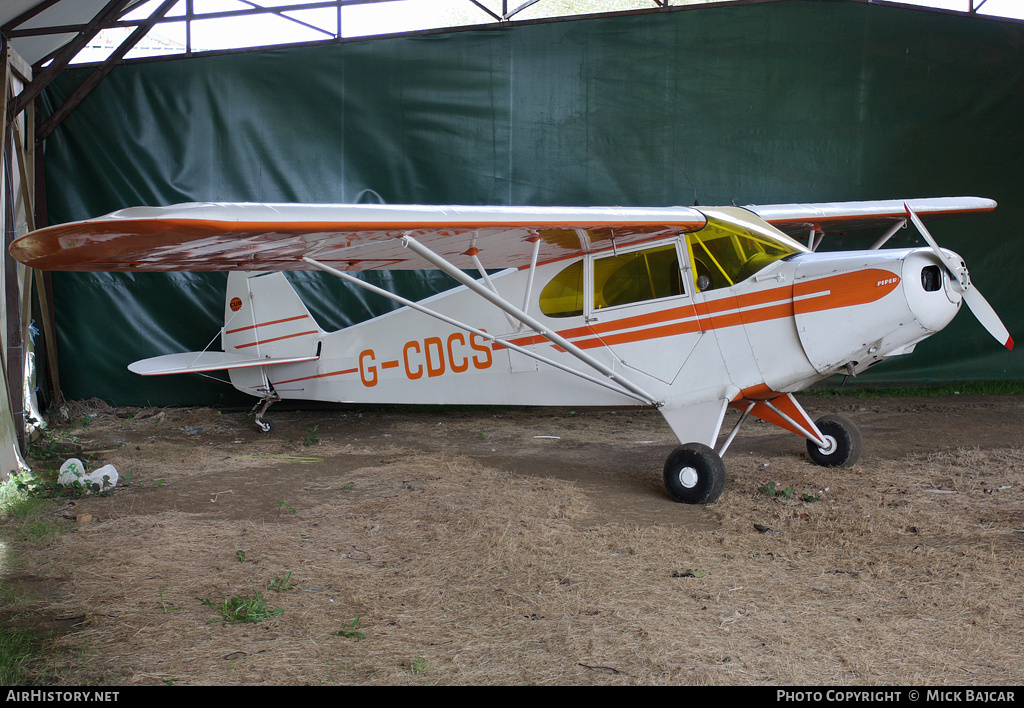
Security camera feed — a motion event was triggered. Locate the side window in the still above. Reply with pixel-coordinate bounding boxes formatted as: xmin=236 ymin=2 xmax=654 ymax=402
xmin=592 ymin=243 xmax=683 ymax=311
xmin=539 ymin=260 xmax=585 ymax=318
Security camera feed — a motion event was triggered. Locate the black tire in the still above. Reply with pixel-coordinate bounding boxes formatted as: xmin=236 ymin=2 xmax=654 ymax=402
xmin=806 ymin=414 xmax=861 ymax=467
xmin=663 ymin=443 xmax=727 ymax=504
xmin=255 ymin=419 xmax=274 ymax=434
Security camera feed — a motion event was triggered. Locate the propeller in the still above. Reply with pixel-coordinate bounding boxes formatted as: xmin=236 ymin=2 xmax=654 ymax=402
xmin=904 ymin=203 xmax=1014 ymax=350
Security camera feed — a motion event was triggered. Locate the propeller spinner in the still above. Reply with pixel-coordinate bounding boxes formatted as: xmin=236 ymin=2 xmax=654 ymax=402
xmin=904 ymin=203 xmax=1014 ymax=350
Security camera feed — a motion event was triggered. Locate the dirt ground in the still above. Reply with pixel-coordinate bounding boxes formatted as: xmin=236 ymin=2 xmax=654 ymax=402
xmin=3 ymin=394 xmax=1023 ymax=685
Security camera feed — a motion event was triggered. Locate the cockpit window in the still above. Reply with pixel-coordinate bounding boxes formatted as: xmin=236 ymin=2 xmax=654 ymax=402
xmin=687 ymin=209 xmax=801 ymax=292
xmin=539 ymin=260 xmax=585 ymax=318
xmin=539 ymin=243 xmax=684 ymax=318
xmin=593 ymin=243 xmax=683 ymax=310
xmin=539 ymin=210 xmax=800 ymax=318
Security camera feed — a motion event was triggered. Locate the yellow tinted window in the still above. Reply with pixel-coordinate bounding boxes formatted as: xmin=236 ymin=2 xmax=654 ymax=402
xmin=593 ymin=244 xmax=682 ymax=310
xmin=539 ymin=260 xmax=585 ymax=318
xmin=688 ymin=214 xmax=795 ymax=292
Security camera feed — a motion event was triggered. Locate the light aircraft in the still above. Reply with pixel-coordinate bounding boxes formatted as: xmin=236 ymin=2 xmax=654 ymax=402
xmin=9 ymin=196 xmax=1013 ymax=503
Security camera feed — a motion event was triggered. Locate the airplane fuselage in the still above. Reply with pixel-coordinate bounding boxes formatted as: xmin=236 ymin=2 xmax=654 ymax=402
xmin=223 ymin=231 xmax=961 ymax=444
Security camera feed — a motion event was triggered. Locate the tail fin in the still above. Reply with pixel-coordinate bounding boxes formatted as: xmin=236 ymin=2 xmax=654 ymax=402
xmin=223 ymin=271 xmax=324 ymax=357
xmin=223 ymin=272 xmax=324 ymax=394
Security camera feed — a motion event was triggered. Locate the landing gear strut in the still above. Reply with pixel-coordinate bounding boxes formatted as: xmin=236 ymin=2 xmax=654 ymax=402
xmin=251 ymin=395 xmax=279 ymax=434
xmin=660 ymin=402 xmax=863 ymax=504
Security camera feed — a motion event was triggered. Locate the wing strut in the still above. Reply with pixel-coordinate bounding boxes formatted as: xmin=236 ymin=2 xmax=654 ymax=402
xmin=397 ymin=234 xmax=662 ymax=406
xmin=869 ymin=219 xmax=906 ymax=250
xmin=467 ymin=248 xmax=518 ymax=331
xmin=518 ymin=236 xmax=542 ymax=332
xmin=300 ymin=256 xmax=659 ymax=405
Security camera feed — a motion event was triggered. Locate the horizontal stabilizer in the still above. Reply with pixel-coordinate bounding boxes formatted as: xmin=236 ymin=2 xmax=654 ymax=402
xmin=128 ymin=351 xmax=319 ymax=376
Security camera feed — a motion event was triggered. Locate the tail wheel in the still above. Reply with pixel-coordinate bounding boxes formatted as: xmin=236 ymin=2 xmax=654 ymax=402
xmin=806 ymin=414 xmax=861 ymax=467
xmin=663 ymin=443 xmax=727 ymax=504
xmin=251 ymin=395 xmax=278 ymax=435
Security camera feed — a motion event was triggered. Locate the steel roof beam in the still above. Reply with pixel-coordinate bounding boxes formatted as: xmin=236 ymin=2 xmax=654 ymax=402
xmin=36 ymin=0 xmax=178 ymax=141
xmin=8 ymin=0 xmax=135 ymax=121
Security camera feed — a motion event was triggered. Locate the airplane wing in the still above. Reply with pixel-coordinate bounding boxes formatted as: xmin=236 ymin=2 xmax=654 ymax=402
xmin=749 ymin=196 xmax=997 ymax=238
xmin=9 ymin=202 xmax=708 ymax=272
xmin=11 ymin=197 xmax=995 ymax=272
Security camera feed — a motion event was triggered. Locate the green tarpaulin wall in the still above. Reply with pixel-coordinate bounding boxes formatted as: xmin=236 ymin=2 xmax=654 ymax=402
xmin=39 ymin=0 xmax=1023 ymax=406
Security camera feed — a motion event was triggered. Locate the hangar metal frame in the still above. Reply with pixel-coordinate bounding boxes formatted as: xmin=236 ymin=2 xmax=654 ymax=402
xmin=0 ymin=1 xmax=1011 ymax=77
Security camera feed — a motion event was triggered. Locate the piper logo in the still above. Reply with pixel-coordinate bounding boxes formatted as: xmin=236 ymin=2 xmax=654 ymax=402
xmin=876 ymin=276 xmax=899 ymax=288
xmin=230 ymin=297 xmax=243 ymax=312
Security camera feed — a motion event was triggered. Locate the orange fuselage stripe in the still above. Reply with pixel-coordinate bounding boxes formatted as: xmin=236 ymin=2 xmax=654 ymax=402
xmin=498 ymin=269 xmax=898 ymax=351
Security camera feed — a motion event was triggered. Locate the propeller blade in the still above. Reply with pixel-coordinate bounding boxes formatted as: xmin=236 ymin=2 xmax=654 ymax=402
xmin=963 ymin=287 xmax=1015 ymax=350
xmin=904 ymin=203 xmax=1013 ymax=350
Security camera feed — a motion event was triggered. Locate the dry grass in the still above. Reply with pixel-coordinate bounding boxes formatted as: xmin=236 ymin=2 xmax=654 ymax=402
xmin=3 ymin=401 xmax=1023 ymax=685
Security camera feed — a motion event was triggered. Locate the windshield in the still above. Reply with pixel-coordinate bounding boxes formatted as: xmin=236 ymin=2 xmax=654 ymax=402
xmin=686 ymin=207 xmax=805 ymax=292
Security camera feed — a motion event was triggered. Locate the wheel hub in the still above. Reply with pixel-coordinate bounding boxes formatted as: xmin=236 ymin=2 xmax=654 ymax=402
xmin=817 ymin=435 xmax=838 ymax=456
xmin=677 ymin=466 xmax=699 ymax=489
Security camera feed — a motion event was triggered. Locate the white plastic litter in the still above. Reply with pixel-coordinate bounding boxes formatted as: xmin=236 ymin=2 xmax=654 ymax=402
xmin=57 ymin=458 xmax=84 ymax=485
xmin=58 ymin=458 xmax=118 ymax=491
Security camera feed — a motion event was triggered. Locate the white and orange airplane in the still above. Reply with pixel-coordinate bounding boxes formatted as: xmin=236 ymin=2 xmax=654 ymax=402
xmin=10 ymin=196 xmax=1013 ymax=503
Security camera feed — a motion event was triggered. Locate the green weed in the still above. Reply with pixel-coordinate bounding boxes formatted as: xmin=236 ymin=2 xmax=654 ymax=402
xmin=758 ymin=481 xmax=794 ymax=499
xmin=332 ymin=617 xmax=365 ymax=640
xmin=266 ymin=572 xmax=294 ymax=592
xmin=199 ymin=592 xmax=283 ymax=624
xmin=158 ymin=589 xmax=180 ymax=613
xmin=0 ymin=626 xmax=43 ymax=685
xmin=26 ymin=430 xmax=81 ymax=462
xmin=0 ymin=480 xmax=61 ymax=684
xmin=758 ymin=481 xmax=821 ymax=503
xmin=303 ymin=426 xmax=320 ymax=446
xmin=410 ymin=655 xmax=431 ymax=675
xmin=9 ymin=469 xmax=95 ymax=499
xmin=0 ymin=479 xmax=63 ymax=544
xmin=807 ymin=379 xmax=1024 ymax=398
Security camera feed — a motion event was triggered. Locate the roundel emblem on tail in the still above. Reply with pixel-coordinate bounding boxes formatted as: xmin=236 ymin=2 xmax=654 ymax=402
xmin=230 ymin=297 xmax=243 ymax=312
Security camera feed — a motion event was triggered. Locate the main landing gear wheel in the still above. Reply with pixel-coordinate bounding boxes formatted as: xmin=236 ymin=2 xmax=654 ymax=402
xmin=663 ymin=443 xmax=727 ymax=504
xmin=806 ymin=414 xmax=861 ymax=468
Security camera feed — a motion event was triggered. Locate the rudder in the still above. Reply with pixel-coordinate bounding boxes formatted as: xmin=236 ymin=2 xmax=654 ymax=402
xmin=223 ymin=271 xmax=324 ymax=394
